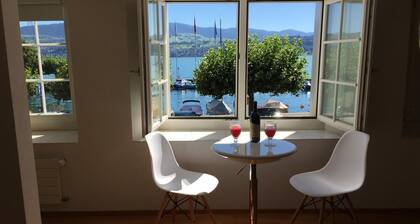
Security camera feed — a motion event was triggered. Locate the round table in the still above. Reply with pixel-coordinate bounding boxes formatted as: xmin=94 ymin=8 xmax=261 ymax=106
xmin=212 ymin=138 xmax=297 ymax=224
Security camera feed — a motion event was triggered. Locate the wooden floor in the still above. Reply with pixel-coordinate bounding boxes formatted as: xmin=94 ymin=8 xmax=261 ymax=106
xmin=42 ymin=210 xmax=420 ymax=224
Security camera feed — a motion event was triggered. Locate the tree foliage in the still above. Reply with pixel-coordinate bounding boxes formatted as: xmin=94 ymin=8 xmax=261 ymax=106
xmin=22 ymin=46 xmax=70 ymax=105
xmin=193 ymin=35 xmax=308 ymax=99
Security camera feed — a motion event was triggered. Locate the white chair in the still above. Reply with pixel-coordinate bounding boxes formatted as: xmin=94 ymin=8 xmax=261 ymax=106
xmin=145 ymin=132 xmax=219 ymax=224
xmin=289 ymin=130 xmax=370 ymax=224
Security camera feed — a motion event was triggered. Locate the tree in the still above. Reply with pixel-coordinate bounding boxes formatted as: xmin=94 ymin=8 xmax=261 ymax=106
xmin=22 ymin=46 xmax=39 ymax=96
xmin=193 ymin=35 xmax=308 ymax=105
xmin=43 ymin=57 xmax=71 ymax=105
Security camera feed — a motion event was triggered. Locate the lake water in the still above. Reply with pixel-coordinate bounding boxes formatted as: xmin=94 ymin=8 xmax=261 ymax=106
xmin=170 ymin=55 xmax=313 ymax=114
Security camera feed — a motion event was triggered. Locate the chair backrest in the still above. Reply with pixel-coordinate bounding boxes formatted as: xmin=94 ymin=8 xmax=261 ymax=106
xmin=321 ymin=130 xmax=370 ymax=190
xmin=145 ymin=132 xmax=180 ymax=188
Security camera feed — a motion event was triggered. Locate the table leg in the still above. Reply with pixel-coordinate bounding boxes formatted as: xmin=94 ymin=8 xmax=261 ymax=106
xmin=249 ymin=164 xmax=257 ymax=224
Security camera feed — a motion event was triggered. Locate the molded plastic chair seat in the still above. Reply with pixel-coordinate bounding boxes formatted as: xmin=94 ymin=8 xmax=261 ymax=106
xmin=289 ymin=130 xmax=370 ymax=224
xmin=290 ymin=172 xmax=359 ymax=197
xmin=157 ymin=168 xmax=219 ymax=196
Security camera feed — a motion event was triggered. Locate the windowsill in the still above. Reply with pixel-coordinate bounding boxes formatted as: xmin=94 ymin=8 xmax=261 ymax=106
xmin=32 ymin=130 xmax=78 ymax=144
xmin=159 ymin=129 xmax=341 ymax=142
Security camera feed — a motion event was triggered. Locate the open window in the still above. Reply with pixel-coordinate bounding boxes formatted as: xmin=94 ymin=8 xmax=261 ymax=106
xmin=318 ymin=0 xmax=366 ymax=130
xmin=136 ymin=0 xmax=370 ymax=134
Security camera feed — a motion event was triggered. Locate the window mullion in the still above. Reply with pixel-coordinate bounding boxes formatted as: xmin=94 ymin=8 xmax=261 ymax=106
xmin=237 ymin=0 xmax=248 ymax=121
xmin=34 ymin=21 xmax=48 ymax=114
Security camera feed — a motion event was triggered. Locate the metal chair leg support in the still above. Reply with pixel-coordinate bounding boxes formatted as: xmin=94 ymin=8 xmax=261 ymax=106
xmin=344 ymin=194 xmax=358 ymax=224
xmin=156 ymin=192 xmax=171 ymax=224
xmin=318 ymin=198 xmax=326 ymax=224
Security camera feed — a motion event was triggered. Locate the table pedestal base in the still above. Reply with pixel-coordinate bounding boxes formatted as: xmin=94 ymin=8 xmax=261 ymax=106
xmin=249 ymin=164 xmax=257 ymax=224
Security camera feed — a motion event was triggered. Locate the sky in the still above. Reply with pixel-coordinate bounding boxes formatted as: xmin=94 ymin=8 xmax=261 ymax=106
xmin=167 ymin=2 xmax=320 ymax=33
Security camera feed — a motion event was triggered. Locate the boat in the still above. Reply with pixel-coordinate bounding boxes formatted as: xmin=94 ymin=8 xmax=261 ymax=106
xmin=173 ymin=100 xmax=203 ymax=116
xmin=257 ymin=99 xmax=289 ymax=116
xmin=303 ymin=80 xmax=311 ymax=91
xmin=206 ymin=99 xmax=232 ymax=115
xmin=172 ymin=79 xmax=196 ymax=90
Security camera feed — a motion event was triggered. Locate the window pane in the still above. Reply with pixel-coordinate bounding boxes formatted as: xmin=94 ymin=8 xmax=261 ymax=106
xmin=168 ymin=2 xmax=237 ymax=117
xmin=325 ymin=2 xmax=341 ymax=40
xmin=342 ymin=0 xmax=363 ymax=40
xmin=159 ymin=44 xmax=166 ymax=80
xmin=148 ymin=0 xmax=158 ymax=41
xmin=41 ymin=46 xmax=69 ymax=79
xmin=247 ymin=2 xmax=320 ymax=116
xmin=320 ymin=82 xmax=335 ymax=118
xmin=161 ymin=84 xmax=167 ymax=116
xmin=338 ymin=42 xmax=359 ymax=83
xmin=158 ymin=4 xmax=165 ymax=41
xmin=336 ymin=84 xmax=356 ymax=124
xmin=23 ymin=46 xmax=40 ymax=79
xmin=37 ymin=21 xmax=66 ymax=44
xmin=27 ymin=82 xmax=43 ymax=113
xmin=323 ymin=43 xmax=338 ymax=80
xmin=151 ymin=84 xmax=162 ymax=123
xmin=20 ymin=21 xmax=35 ymax=43
xmin=150 ymin=44 xmax=159 ymax=81
xmin=45 ymin=82 xmax=72 ymax=113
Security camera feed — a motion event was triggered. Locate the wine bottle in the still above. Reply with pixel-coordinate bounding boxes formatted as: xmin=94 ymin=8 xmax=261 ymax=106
xmin=250 ymin=101 xmax=260 ymax=143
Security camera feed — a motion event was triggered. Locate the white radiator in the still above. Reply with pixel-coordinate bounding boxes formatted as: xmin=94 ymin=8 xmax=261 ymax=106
xmin=35 ymin=158 xmax=66 ymax=205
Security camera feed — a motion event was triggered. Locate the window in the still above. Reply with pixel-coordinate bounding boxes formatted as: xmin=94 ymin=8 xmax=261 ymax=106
xmin=318 ymin=0 xmax=364 ymax=127
xmin=167 ymin=2 xmax=238 ymax=118
xmin=139 ymin=0 xmax=368 ymax=132
xmin=247 ymin=2 xmax=322 ymax=117
xmin=20 ymin=20 xmax=73 ymax=115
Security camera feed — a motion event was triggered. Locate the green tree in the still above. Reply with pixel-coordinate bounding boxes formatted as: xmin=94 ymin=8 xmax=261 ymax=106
xmin=22 ymin=46 xmax=39 ymax=96
xmin=193 ymin=35 xmax=308 ymax=105
xmin=43 ymin=57 xmax=71 ymax=105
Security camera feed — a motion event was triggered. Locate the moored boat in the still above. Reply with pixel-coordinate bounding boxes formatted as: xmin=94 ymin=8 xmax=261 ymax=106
xmin=257 ymin=99 xmax=289 ymax=116
xmin=173 ymin=100 xmax=203 ymax=116
xmin=206 ymin=99 xmax=232 ymax=115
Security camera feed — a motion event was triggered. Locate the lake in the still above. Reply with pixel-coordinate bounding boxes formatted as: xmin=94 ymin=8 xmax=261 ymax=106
xmin=170 ymin=55 xmax=313 ymax=115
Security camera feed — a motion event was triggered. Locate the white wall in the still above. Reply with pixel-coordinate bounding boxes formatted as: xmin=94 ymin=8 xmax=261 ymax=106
xmin=32 ymin=0 xmax=420 ymax=212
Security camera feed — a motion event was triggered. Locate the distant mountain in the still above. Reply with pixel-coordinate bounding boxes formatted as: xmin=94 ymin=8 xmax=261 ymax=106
xmin=169 ymin=22 xmax=313 ymax=39
xmin=20 ymin=23 xmax=65 ymax=43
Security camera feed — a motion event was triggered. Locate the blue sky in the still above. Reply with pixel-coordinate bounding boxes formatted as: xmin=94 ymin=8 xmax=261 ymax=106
xmin=168 ymin=2 xmax=319 ymax=32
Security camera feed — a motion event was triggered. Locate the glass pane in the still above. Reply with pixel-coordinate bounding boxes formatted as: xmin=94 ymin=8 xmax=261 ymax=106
xmin=150 ymin=43 xmax=159 ymax=81
xmin=37 ymin=21 xmax=66 ymax=44
xmin=158 ymin=4 xmax=165 ymax=41
xmin=20 ymin=21 xmax=35 ymax=44
xmin=338 ymin=42 xmax=359 ymax=83
xmin=320 ymin=82 xmax=335 ymax=118
xmin=326 ymin=2 xmax=341 ymax=40
xmin=342 ymin=0 xmax=363 ymax=40
xmin=168 ymin=2 xmax=238 ymax=117
xmin=336 ymin=84 xmax=356 ymax=124
xmin=23 ymin=46 xmax=40 ymax=79
xmin=161 ymin=84 xmax=167 ymax=116
xmin=26 ymin=82 xmax=43 ymax=113
xmin=159 ymin=44 xmax=166 ymax=80
xmin=45 ymin=81 xmax=72 ymax=114
xmin=148 ymin=0 xmax=158 ymax=41
xmin=151 ymin=84 xmax=162 ymax=123
xmin=41 ymin=47 xmax=69 ymax=79
xmin=323 ymin=43 xmax=338 ymax=80
xmin=247 ymin=2 xmax=320 ymax=116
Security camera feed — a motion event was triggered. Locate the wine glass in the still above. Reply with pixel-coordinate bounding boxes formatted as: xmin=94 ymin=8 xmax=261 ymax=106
xmin=230 ymin=120 xmax=241 ymax=144
xmin=264 ymin=122 xmax=276 ymax=146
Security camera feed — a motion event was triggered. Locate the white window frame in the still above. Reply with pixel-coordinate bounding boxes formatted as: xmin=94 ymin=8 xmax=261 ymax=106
xmin=19 ymin=1 xmax=77 ymax=130
xmin=317 ymin=0 xmax=367 ymax=130
xmin=138 ymin=0 xmax=369 ymax=132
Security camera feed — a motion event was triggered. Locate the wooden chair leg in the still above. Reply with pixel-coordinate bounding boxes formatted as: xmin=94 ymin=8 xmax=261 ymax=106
xmin=172 ymin=194 xmax=178 ymax=224
xmin=188 ymin=196 xmax=196 ymax=223
xmin=200 ymin=195 xmax=217 ymax=224
xmin=344 ymin=194 xmax=358 ymax=224
xmin=290 ymin=195 xmax=309 ymax=224
xmin=330 ymin=196 xmax=335 ymax=224
xmin=156 ymin=192 xmax=170 ymax=224
xmin=318 ymin=198 xmax=326 ymax=224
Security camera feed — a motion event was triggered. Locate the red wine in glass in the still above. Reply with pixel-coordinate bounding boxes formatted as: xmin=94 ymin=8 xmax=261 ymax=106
xmin=265 ymin=128 xmax=276 ymax=138
xmin=230 ymin=121 xmax=241 ymax=143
